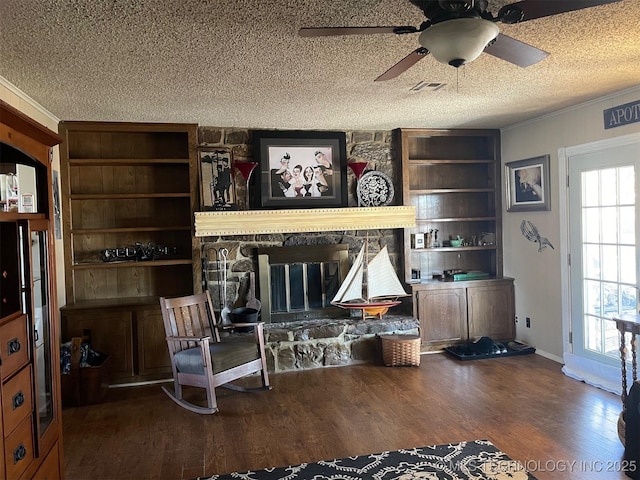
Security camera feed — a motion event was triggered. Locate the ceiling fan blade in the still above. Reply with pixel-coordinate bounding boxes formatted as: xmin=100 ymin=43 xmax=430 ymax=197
xmin=483 ymin=34 xmax=549 ymax=67
xmin=299 ymin=26 xmax=415 ymax=37
xmin=375 ymin=48 xmax=430 ymax=82
xmin=499 ymin=0 xmax=622 ymax=23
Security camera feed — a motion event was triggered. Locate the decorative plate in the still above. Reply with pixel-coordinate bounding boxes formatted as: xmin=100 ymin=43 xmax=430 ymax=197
xmin=357 ymin=171 xmax=394 ymax=207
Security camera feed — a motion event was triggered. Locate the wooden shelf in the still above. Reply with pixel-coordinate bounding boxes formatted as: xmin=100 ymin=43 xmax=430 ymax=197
xmin=415 ymin=217 xmax=497 ymax=223
xmin=70 ymin=193 xmax=191 ymax=200
xmin=195 ymin=206 xmax=416 ymax=236
xmin=72 ymin=259 xmax=193 ymax=269
xmin=412 ymin=245 xmax=497 ymax=252
xmin=410 ymin=188 xmax=495 ymax=194
xmin=408 ymin=159 xmax=494 ymax=164
xmin=69 ymin=158 xmax=190 ymax=166
xmin=70 ymin=225 xmax=191 ymax=234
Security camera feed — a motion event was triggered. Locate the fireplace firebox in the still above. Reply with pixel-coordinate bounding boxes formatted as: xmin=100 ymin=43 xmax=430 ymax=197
xmin=257 ymin=244 xmax=351 ymax=323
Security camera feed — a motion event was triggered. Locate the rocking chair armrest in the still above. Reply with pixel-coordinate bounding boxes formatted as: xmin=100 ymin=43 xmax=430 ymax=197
xmin=166 ymin=335 xmax=211 ymax=343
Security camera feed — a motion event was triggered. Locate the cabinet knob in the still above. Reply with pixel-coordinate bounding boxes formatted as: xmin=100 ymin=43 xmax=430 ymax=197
xmin=8 ymin=338 xmax=21 ymax=354
xmin=12 ymin=391 xmax=25 ymax=410
xmin=2 ymin=270 xmax=7 ymax=278
xmin=13 ymin=443 xmax=27 ymax=464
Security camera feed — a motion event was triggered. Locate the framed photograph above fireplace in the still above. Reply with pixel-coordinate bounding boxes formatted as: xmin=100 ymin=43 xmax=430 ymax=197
xmin=252 ymin=130 xmax=347 ymax=209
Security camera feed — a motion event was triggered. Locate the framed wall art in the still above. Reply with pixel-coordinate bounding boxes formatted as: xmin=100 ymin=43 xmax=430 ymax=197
xmin=198 ymin=147 xmax=236 ymax=211
xmin=505 ymin=154 xmax=551 ymax=212
xmin=252 ymin=130 xmax=347 ymax=209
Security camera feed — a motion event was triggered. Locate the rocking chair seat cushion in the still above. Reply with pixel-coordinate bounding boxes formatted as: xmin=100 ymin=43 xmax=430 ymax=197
xmin=174 ymin=341 xmax=260 ymax=376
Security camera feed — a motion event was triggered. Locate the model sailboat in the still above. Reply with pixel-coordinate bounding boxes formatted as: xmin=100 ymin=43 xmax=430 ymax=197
xmin=331 ymin=244 xmax=408 ymax=319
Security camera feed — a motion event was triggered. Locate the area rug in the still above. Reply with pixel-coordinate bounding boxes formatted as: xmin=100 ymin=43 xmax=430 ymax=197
xmin=199 ymin=439 xmax=537 ymax=479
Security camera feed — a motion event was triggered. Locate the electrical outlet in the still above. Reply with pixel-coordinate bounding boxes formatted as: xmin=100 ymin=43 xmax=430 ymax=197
xmin=526 ymin=317 xmax=531 ymax=328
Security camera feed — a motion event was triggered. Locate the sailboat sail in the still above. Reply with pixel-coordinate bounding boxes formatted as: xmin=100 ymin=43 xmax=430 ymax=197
xmin=367 ymin=246 xmax=408 ymax=300
xmin=331 ymin=245 xmax=365 ymax=304
xmin=331 ymin=244 xmax=407 ymax=307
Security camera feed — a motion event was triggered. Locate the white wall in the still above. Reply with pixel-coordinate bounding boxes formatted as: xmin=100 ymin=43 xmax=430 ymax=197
xmin=501 ymin=86 xmax=640 ymax=361
xmin=0 ymin=77 xmax=65 ymax=310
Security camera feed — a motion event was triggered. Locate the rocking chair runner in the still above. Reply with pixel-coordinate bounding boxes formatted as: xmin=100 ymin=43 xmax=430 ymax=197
xmin=159 ymin=291 xmax=271 ymax=414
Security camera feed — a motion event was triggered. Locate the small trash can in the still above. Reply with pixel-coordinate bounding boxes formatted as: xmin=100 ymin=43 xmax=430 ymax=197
xmin=380 ymin=334 xmax=421 ymax=367
xmin=61 ymin=336 xmax=111 ymax=407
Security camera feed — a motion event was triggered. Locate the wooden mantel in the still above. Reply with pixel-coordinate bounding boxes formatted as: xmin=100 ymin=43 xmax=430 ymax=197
xmin=194 ymin=206 xmax=416 ymax=236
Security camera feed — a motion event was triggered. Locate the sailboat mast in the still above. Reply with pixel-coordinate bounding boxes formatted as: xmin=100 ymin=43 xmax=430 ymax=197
xmin=364 ymin=232 xmax=369 ymax=302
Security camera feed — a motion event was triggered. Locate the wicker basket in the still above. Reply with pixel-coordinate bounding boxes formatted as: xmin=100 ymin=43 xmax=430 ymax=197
xmin=618 ymin=410 xmax=626 ymax=446
xmin=381 ymin=335 xmax=421 ymax=367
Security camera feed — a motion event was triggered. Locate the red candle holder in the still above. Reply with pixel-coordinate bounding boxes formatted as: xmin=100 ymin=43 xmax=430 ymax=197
xmin=348 ymin=162 xmax=369 ymax=206
xmin=348 ymin=161 xmax=369 ymax=180
xmin=233 ymin=162 xmax=258 ymax=210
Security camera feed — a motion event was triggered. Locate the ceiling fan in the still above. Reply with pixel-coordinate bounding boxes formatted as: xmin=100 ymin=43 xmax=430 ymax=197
xmin=299 ymin=0 xmax=622 ymax=81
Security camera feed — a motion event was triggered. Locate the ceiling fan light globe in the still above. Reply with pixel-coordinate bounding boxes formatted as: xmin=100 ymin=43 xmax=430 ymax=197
xmin=418 ymin=18 xmax=499 ymax=67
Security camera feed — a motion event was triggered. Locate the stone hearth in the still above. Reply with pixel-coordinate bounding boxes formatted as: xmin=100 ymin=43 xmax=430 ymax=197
xmin=261 ymin=315 xmax=419 ymax=372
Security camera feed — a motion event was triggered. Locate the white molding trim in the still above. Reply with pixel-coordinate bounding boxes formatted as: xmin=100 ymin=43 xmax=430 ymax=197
xmin=0 ymin=75 xmax=60 ymax=123
xmin=502 ymin=85 xmax=640 ymax=132
xmin=534 ymin=349 xmax=563 ymax=364
xmin=195 ymin=206 xmax=416 ymax=237
xmin=562 ymin=131 xmax=640 ymax=157
xmin=558 ymin=145 xmax=572 ymax=356
xmin=559 ymin=131 xmax=640 ymax=378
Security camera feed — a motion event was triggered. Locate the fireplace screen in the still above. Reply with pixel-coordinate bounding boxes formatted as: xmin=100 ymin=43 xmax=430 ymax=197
xmin=257 ymin=245 xmax=349 ymax=323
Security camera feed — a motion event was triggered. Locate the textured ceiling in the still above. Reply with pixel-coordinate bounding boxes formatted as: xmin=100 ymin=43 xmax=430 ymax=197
xmin=1 ymin=0 xmax=639 ymax=130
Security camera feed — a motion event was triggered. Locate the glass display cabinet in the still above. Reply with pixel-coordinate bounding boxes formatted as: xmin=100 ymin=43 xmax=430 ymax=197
xmin=0 ymin=100 xmax=63 ymax=479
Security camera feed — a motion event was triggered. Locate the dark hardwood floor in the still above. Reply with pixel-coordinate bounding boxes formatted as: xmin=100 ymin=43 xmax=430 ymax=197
xmin=62 ymin=353 xmax=630 ymax=480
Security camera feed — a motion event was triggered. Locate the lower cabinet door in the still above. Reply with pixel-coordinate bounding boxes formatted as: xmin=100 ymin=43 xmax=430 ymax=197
xmin=136 ymin=307 xmax=171 ymax=376
xmin=467 ymin=282 xmax=515 ymax=340
xmin=416 ymin=288 xmax=467 ymax=347
xmin=32 ymin=441 xmax=61 ymax=480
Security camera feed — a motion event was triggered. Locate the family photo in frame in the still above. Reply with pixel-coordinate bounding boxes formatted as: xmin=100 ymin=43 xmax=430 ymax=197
xmin=505 ymin=154 xmax=551 ymax=212
xmin=252 ymin=130 xmax=347 ymax=209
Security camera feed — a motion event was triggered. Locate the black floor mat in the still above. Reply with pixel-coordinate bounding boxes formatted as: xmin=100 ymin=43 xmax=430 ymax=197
xmin=445 ymin=338 xmax=536 ymax=361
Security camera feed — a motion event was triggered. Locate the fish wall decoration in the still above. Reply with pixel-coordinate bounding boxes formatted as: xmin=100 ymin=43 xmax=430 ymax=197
xmin=520 ymin=220 xmax=554 ymax=252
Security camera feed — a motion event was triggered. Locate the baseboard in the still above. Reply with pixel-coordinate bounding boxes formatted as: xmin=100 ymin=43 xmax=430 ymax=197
xmin=533 ymin=349 xmax=563 ymax=364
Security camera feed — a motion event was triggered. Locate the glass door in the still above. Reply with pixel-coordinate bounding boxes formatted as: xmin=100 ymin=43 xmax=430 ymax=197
xmin=19 ymin=219 xmax=55 ymax=445
xmin=569 ymin=143 xmax=640 ymax=364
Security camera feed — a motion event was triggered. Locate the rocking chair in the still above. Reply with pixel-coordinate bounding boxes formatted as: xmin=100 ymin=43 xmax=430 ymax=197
xmin=159 ymin=291 xmax=271 ymax=414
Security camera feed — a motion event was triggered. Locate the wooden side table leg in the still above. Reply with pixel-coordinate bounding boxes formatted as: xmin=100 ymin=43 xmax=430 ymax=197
xmin=621 ymin=329 xmax=628 ymax=407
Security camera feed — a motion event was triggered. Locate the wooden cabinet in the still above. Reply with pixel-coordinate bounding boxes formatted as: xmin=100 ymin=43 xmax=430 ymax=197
xmin=413 ymin=279 xmax=515 ymax=349
xmin=396 ymin=128 xmax=515 ymax=348
xmin=0 ymin=100 xmax=63 ymax=479
xmin=58 ymin=122 xmax=200 ymax=384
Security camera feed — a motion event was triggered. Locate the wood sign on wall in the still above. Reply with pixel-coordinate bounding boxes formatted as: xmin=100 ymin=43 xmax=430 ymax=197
xmin=604 ymin=99 xmax=640 ymax=129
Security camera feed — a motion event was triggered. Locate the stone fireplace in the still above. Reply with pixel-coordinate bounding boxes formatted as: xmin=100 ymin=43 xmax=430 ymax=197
xmin=201 ymin=236 xmax=418 ymax=372
xmin=196 ymin=127 xmax=419 ymax=372
xmin=251 ymin=242 xmax=419 ymax=371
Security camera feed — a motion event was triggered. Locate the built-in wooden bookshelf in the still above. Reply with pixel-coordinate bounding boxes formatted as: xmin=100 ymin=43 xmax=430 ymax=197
xmin=396 ymin=128 xmax=515 ymax=349
xmin=58 ymin=122 xmax=200 ymax=384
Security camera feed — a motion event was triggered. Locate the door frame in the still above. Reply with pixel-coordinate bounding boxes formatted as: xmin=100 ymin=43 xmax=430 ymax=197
xmin=558 ymin=132 xmax=640 ymax=391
